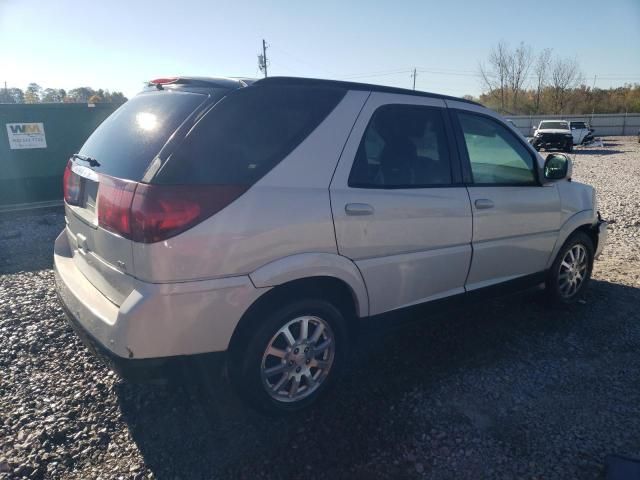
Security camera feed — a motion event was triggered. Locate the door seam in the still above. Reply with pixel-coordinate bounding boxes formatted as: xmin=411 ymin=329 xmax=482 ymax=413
xmin=463 ymin=185 xmax=474 ymax=291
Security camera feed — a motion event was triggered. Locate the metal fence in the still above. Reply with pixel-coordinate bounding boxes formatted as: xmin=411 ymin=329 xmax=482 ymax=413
xmin=0 ymin=103 xmax=119 ymax=207
xmin=505 ymin=113 xmax=640 ymax=137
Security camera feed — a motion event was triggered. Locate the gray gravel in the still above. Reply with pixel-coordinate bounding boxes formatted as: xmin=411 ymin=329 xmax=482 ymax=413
xmin=1 ymin=137 xmax=639 ymax=479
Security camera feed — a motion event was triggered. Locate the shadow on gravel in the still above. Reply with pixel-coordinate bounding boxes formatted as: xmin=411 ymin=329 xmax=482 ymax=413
xmin=573 ymin=149 xmax=627 ymax=156
xmin=0 ymin=207 xmax=64 ymax=275
xmin=114 ymin=279 xmax=640 ymax=479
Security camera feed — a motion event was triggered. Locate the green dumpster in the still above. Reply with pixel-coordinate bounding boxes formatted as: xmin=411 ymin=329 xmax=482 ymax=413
xmin=0 ymin=103 xmax=120 ymax=207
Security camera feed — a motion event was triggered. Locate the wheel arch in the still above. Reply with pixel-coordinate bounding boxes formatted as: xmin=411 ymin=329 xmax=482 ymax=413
xmin=546 ymin=210 xmax=597 ymax=270
xmin=229 ymin=275 xmax=364 ymax=358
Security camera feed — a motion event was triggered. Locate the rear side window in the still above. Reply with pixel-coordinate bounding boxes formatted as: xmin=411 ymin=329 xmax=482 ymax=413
xmin=78 ymin=90 xmax=210 ymax=181
xmin=348 ymin=104 xmax=452 ymax=188
xmin=571 ymin=122 xmax=586 ymax=129
xmin=458 ymin=112 xmax=536 ymax=185
xmin=154 ymin=85 xmax=346 ymax=185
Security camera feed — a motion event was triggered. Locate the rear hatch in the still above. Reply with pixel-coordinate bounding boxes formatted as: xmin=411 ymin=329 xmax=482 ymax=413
xmin=64 ymin=86 xmax=223 ymax=305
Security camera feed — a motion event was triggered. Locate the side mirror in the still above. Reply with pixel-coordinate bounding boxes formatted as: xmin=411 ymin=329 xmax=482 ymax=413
xmin=544 ymin=153 xmax=571 ymax=180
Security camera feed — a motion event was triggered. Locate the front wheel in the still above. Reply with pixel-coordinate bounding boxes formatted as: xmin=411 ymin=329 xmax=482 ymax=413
xmin=546 ymin=232 xmax=594 ymax=304
xmin=230 ymin=299 xmax=348 ymax=415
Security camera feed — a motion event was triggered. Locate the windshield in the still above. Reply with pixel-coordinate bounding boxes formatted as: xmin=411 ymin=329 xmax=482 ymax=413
xmin=77 ymin=89 xmax=217 ymax=181
xmin=539 ymin=121 xmax=569 ymax=130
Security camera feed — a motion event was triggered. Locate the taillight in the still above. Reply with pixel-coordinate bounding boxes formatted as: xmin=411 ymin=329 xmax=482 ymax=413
xmin=63 ymin=161 xmax=82 ymax=205
xmin=96 ymin=176 xmax=137 ymax=237
xmin=130 ymin=184 xmax=247 ymax=243
xmin=96 ymin=176 xmax=247 ymax=243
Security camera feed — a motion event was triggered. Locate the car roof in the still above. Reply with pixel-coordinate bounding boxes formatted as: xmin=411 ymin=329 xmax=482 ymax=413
xmin=253 ymin=76 xmax=481 ymax=106
xmin=148 ymin=75 xmax=481 ymax=106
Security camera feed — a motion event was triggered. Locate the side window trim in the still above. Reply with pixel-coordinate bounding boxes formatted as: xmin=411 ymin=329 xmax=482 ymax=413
xmin=451 ymin=108 xmax=541 ymax=187
xmin=347 ymin=103 xmax=462 ymax=190
xmin=446 ymin=108 xmax=473 ymax=184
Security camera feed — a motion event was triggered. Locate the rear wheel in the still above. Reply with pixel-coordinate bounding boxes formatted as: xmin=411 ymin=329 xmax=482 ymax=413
xmin=546 ymin=231 xmax=594 ymax=304
xmin=229 ymin=299 xmax=348 ymax=415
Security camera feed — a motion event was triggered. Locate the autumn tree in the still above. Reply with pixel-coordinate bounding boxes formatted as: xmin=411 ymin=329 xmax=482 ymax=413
xmin=507 ymin=42 xmax=533 ymax=111
xmin=24 ymin=83 xmax=42 ymax=103
xmin=533 ymin=48 xmax=552 ymax=113
xmin=550 ymin=57 xmax=582 ymax=114
xmin=479 ymin=40 xmax=510 ymax=111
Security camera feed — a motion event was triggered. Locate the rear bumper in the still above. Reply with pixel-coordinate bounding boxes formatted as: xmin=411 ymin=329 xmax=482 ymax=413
xmin=54 ymin=230 xmax=267 ymax=379
xmin=58 ymin=294 xmax=226 ymax=383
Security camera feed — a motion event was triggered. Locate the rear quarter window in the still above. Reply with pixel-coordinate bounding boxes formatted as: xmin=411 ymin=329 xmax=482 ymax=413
xmin=154 ymin=85 xmax=346 ymax=185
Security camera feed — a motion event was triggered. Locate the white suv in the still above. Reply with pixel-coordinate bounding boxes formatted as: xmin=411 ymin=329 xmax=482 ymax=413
xmin=54 ymin=76 xmax=607 ymax=413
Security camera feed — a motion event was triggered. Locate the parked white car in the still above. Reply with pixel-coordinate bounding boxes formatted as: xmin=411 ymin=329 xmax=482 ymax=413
xmin=54 ymin=76 xmax=607 ymax=413
xmin=531 ymin=120 xmax=574 ymax=152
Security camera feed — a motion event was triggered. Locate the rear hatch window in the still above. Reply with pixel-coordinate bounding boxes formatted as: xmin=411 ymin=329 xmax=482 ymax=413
xmin=153 ymin=84 xmax=346 ymax=185
xmin=78 ymin=90 xmax=210 ymax=181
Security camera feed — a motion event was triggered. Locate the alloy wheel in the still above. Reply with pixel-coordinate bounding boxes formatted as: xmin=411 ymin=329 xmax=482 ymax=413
xmin=260 ymin=315 xmax=335 ymax=403
xmin=558 ymin=244 xmax=588 ymax=298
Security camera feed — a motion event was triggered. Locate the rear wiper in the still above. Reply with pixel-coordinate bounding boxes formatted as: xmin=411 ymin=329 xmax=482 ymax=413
xmin=72 ymin=154 xmax=101 ymax=167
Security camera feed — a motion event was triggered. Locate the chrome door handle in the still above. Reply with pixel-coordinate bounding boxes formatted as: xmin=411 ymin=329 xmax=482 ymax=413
xmin=474 ymin=199 xmax=494 ymax=209
xmin=345 ymin=203 xmax=374 ymax=216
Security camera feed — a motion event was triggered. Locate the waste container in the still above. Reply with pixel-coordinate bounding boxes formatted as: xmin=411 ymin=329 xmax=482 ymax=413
xmin=0 ymin=103 xmax=120 ymax=207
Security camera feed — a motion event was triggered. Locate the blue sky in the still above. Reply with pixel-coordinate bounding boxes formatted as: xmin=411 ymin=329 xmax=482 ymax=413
xmin=1 ymin=0 xmax=639 ymax=99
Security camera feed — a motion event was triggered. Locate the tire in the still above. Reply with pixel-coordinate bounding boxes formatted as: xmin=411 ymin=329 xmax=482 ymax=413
xmin=229 ymin=298 xmax=349 ymax=415
xmin=545 ymin=231 xmax=594 ymax=305
xmin=564 ymin=143 xmax=573 ymax=153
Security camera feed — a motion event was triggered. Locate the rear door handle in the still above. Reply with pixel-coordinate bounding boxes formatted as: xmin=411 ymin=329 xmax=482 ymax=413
xmin=474 ymin=199 xmax=494 ymax=210
xmin=345 ymin=203 xmax=374 ymax=216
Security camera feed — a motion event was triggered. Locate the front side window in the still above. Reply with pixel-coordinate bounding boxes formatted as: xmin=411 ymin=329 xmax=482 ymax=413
xmin=348 ymin=104 xmax=452 ymax=188
xmin=458 ymin=112 xmax=537 ymax=185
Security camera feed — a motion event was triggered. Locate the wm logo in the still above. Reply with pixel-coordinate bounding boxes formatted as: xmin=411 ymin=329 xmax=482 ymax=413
xmin=9 ymin=124 xmax=42 ymax=134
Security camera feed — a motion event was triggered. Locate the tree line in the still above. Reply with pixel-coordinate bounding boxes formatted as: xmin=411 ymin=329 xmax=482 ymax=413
xmin=468 ymin=41 xmax=640 ymax=115
xmin=0 ymin=83 xmax=127 ymax=104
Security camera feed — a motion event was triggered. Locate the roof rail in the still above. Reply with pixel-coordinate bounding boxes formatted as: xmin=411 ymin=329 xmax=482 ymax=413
xmin=253 ymin=76 xmax=481 ymax=106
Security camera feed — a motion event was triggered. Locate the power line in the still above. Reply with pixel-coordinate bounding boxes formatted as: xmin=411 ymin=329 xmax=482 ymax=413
xmin=340 ymin=68 xmax=413 ymax=80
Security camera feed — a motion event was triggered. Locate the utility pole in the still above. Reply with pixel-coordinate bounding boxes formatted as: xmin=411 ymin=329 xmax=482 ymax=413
xmin=590 ymin=74 xmax=597 ymax=121
xmin=258 ymin=39 xmax=269 ymax=78
xmin=411 ymin=68 xmax=417 ymax=90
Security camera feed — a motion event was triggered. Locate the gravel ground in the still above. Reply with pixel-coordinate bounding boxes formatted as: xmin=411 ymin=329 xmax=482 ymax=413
xmin=1 ymin=136 xmax=639 ymax=480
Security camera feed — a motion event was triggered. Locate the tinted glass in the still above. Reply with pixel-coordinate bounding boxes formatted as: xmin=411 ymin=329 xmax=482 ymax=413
xmin=154 ymin=85 xmax=346 ymax=185
xmin=571 ymin=122 xmax=586 ymax=129
xmin=348 ymin=104 xmax=452 ymax=188
xmin=458 ymin=112 xmax=536 ymax=185
xmin=78 ymin=90 xmax=210 ymax=181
